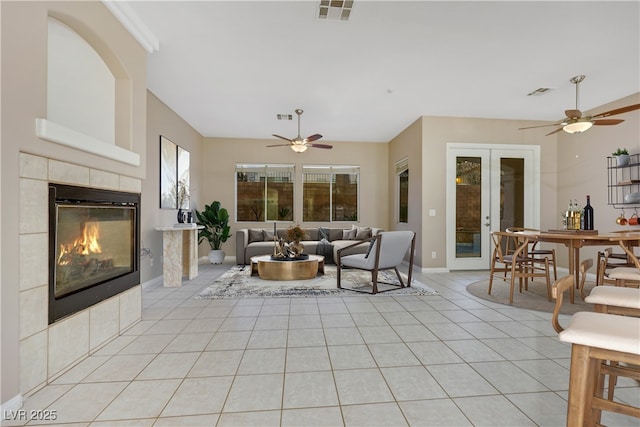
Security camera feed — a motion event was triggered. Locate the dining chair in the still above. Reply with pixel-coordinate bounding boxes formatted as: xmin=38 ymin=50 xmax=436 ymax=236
xmin=489 ymin=231 xmax=551 ymax=304
xmin=336 ymin=230 xmax=416 ymax=295
xmin=603 ymin=241 xmax=640 ymax=288
xmin=596 ymin=247 xmax=634 ymax=285
xmin=559 ymin=312 xmax=640 ymax=425
xmin=506 ymin=227 xmax=557 ymax=281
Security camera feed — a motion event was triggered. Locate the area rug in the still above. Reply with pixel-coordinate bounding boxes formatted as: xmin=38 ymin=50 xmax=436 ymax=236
xmin=466 ymin=278 xmax=596 ymax=314
xmin=196 ymin=265 xmax=437 ymax=299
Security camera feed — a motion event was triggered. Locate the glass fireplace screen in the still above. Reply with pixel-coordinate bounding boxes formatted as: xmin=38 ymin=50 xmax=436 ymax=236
xmin=55 ymin=204 xmax=135 ymax=298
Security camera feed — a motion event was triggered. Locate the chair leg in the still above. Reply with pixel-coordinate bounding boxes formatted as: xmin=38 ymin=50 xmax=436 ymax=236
xmin=566 ymin=344 xmax=598 ymax=426
xmin=596 ymin=251 xmax=604 ymax=286
xmin=336 ymin=258 xmax=342 ymax=289
xmin=394 ymin=267 xmax=405 ymax=287
xmin=544 ymin=258 xmax=551 ymax=301
xmin=371 ymin=270 xmax=379 ymax=294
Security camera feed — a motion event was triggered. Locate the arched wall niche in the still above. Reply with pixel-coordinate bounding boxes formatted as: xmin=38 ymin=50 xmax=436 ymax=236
xmin=44 ymin=12 xmax=133 ymax=159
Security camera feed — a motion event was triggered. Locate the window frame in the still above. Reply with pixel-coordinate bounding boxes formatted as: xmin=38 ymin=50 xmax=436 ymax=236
xmin=235 ymin=163 xmax=295 ymax=222
xmin=302 ymin=165 xmax=360 ymax=222
xmin=395 ymin=157 xmax=409 ymax=223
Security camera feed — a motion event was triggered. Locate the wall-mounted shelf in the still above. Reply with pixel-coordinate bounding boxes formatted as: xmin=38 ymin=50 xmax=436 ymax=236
xmin=607 ymin=154 xmax=640 ymax=209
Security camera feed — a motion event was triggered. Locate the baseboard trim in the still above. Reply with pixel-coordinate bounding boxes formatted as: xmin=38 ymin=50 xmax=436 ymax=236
xmin=141 ymin=275 xmax=163 ymax=289
xmin=420 ymin=267 xmax=450 ymax=274
xmin=1 ymin=394 xmax=23 ymax=415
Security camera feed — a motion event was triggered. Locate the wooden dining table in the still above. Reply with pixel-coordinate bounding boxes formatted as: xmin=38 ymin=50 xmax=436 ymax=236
xmin=514 ymin=230 xmax=640 ymax=303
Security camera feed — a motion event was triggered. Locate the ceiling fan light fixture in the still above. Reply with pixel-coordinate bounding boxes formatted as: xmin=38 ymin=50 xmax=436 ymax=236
xmin=563 ymin=120 xmax=593 ymax=134
xmin=290 ymin=143 xmax=308 ymax=153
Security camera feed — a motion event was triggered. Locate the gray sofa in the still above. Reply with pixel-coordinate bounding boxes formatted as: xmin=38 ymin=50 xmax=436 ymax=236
xmin=236 ymin=226 xmax=383 ymax=265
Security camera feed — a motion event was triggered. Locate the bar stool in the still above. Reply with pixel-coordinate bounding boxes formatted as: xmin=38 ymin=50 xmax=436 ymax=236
xmin=558 ymin=312 xmax=640 ymax=425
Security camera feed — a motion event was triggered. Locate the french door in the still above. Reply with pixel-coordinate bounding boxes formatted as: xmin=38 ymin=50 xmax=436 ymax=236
xmin=446 ymin=144 xmax=540 ymax=270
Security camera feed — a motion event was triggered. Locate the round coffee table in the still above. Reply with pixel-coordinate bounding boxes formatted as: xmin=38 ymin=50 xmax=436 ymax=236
xmin=250 ymin=254 xmax=325 ymax=280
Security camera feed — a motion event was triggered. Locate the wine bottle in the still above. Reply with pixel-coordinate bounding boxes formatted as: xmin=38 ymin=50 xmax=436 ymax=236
xmin=583 ymin=195 xmax=594 ymax=230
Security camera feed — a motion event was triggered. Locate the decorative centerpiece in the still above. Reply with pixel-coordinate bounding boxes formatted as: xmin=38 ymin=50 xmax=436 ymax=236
xmin=286 ymin=224 xmax=308 ymax=258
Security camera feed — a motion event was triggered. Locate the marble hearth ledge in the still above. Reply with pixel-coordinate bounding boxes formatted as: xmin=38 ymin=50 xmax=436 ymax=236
xmin=155 ymin=225 xmax=203 ymax=287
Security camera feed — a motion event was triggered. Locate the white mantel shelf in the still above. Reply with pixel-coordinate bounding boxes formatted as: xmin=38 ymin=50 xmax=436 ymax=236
xmin=35 ymin=118 xmax=141 ymax=166
xmin=155 ymin=225 xmax=203 ymax=287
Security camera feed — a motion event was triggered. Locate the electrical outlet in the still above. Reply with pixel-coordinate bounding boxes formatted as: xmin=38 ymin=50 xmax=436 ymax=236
xmin=150 ymin=258 xmax=154 ymax=266
xmin=431 ymin=251 xmax=436 ymax=259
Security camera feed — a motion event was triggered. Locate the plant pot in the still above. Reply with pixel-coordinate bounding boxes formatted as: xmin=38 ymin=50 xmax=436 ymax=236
xmin=208 ymin=249 xmax=225 ymax=264
xmin=617 ymin=154 xmax=630 ymax=167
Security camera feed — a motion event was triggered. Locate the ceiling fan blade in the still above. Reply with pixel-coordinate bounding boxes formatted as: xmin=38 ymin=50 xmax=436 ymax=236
xmin=308 ymin=143 xmax=333 ymax=149
xmin=592 ymin=104 xmax=640 ymax=119
xmin=545 ymin=127 xmax=564 ymax=136
xmin=592 ymin=119 xmax=625 ymax=126
xmin=266 ymin=143 xmax=293 ymax=148
xmin=518 ymin=123 xmax=563 ymax=130
xmin=305 ymin=133 xmax=323 ymax=142
xmin=272 ymin=134 xmax=293 ymax=142
xmin=565 ymin=109 xmax=582 ymax=119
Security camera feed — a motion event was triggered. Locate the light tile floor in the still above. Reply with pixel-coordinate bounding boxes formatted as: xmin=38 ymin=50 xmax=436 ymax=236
xmin=8 ymin=262 xmax=640 ymax=426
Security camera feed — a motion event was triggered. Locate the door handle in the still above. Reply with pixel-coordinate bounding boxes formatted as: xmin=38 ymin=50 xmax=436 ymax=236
xmin=484 ymin=222 xmax=490 ymax=227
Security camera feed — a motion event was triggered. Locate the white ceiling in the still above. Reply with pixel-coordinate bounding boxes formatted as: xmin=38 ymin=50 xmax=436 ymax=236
xmin=124 ymin=1 xmax=640 ymax=143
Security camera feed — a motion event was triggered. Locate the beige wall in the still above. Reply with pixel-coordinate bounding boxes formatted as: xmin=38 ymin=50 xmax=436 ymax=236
xmin=200 ymin=138 xmax=389 ymax=259
xmin=555 ymin=92 xmax=640 ymax=268
xmin=388 ymin=118 xmax=423 ymax=266
xmin=414 ymin=115 xmax=558 ymax=270
xmin=143 ymin=91 xmax=204 ymax=282
xmin=1 ymin=1 xmax=146 ymax=404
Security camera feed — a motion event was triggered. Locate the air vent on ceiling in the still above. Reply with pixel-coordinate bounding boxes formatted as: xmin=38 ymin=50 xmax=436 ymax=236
xmin=527 ymin=87 xmax=552 ymax=96
xmin=277 ymin=114 xmax=293 ymax=120
xmin=319 ymin=0 xmax=353 ymax=21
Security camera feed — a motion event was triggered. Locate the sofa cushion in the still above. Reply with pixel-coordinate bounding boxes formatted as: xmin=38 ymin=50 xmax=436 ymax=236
xmin=248 ymin=229 xmax=265 ymax=244
xmin=304 ymin=228 xmax=319 ymax=241
xmin=329 ymin=228 xmax=344 ymax=241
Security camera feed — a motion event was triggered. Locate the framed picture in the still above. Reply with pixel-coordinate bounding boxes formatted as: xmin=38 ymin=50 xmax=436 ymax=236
xmin=160 ymin=136 xmax=190 ymax=209
xmin=177 ymin=145 xmax=190 ymax=209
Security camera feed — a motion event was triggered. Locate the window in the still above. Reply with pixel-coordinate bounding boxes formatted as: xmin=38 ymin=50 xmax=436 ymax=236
xmin=396 ymin=158 xmax=409 ymax=223
xmin=236 ymin=164 xmax=294 ymax=221
xmin=303 ymin=166 xmax=359 ymax=222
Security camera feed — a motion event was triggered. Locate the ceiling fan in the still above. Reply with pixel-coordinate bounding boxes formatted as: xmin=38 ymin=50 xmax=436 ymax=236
xmin=268 ymin=109 xmax=333 ymax=152
xmin=519 ymin=75 xmax=640 ymax=136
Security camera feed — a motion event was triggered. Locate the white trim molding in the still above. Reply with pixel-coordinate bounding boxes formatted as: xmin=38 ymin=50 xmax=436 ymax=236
xmin=0 ymin=394 xmax=24 ymax=417
xmin=35 ymin=118 xmax=141 ymax=166
xmin=101 ymin=1 xmax=159 ymax=53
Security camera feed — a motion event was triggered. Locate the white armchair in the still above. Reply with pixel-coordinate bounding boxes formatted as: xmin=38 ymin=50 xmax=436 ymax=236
xmin=336 ymin=231 xmax=416 ymax=294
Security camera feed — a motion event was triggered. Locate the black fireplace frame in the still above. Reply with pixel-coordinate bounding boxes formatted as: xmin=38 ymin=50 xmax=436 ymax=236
xmin=48 ymin=184 xmax=140 ymax=324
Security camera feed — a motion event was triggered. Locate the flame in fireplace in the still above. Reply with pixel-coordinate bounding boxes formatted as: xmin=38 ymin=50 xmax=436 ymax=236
xmin=58 ymin=222 xmax=102 ymax=265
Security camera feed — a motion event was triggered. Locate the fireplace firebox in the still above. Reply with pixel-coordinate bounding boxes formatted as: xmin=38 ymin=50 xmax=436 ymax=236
xmin=49 ymin=184 xmax=140 ymax=323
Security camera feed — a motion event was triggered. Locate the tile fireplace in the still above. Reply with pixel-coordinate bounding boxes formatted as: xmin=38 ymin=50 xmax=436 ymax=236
xmin=48 ymin=184 xmax=140 ymax=323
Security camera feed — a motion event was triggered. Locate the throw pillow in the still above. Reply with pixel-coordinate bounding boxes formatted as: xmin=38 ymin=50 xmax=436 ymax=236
xmin=318 ymin=227 xmax=331 ymax=241
xmin=342 ymin=229 xmax=357 ymax=240
xmin=248 ymin=229 xmax=264 ymax=244
xmin=365 ymin=238 xmax=377 ymax=258
xmin=352 ymin=225 xmax=372 ymax=240
xmin=329 ymin=228 xmax=344 ymax=241
xmin=263 ymin=230 xmax=275 ymax=241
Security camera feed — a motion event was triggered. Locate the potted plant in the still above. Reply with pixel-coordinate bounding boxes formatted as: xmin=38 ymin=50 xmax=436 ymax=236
xmin=613 ymin=148 xmax=630 ymax=166
xmin=195 ymin=201 xmax=231 ymax=264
